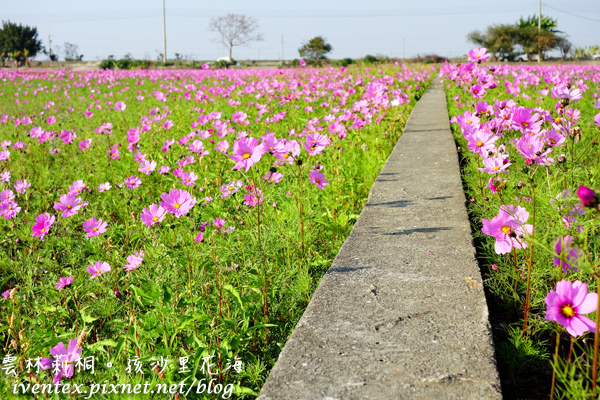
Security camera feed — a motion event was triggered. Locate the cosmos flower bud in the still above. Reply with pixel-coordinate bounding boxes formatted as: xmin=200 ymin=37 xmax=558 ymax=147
xmin=576 ymin=185 xmax=598 ymax=208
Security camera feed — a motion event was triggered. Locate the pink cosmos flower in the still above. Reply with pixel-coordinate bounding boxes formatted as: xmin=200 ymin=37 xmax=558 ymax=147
xmin=55 ymin=277 xmax=73 ymax=290
xmin=195 ymin=232 xmax=204 ymax=242
xmin=83 ymin=217 xmax=108 ymax=237
xmin=98 ymin=182 xmax=112 ymax=192
xmin=202 ymin=63 xmax=209 ymax=70
xmin=124 ymin=176 xmax=142 ymax=189
xmin=215 ymin=140 xmax=230 ymax=153
xmin=138 ymin=160 xmax=157 ymax=175
xmin=54 ymin=193 xmax=84 ymax=218
xmin=554 ymin=235 xmax=583 ymax=274
xmin=228 ymin=137 xmax=266 ymax=172
xmin=46 ymin=116 xmax=57 ymax=125
xmin=263 ymin=171 xmax=283 ymax=184
xmin=310 ymin=171 xmax=329 ymax=190
xmin=220 ymin=180 xmax=243 ymax=198
xmin=213 ymin=218 xmax=225 ymax=229
xmin=123 ymin=251 xmax=144 ymax=271
xmin=32 ymin=213 xmax=56 ymax=240
xmin=304 ymin=133 xmax=331 ymax=156
xmin=68 ymin=180 xmax=86 ymax=195
xmin=478 ymin=157 xmax=511 ymax=174
xmin=466 ymin=129 xmax=497 ymax=157
xmin=0 ymin=150 xmax=10 ymax=161
xmin=79 ymin=138 xmax=92 ymax=151
xmin=159 ymin=166 xmax=171 ymax=174
xmin=481 ymin=204 xmax=532 ymax=254
xmin=40 ymin=338 xmax=82 ymax=385
xmin=162 ymin=120 xmax=174 ymax=130
xmin=87 ymin=261 xmax=111 ymax=279
xmin=140 ymin=203 xmax=167 ymax=226
xmin=1 ymin=200 xmax=21 ymax=219
xmin=159 ymin=189 xmax=196 ymax=218
xmin=180 ymin=171 xmax=198 ymax=186
xmin=545 ymin=280 xmax=597 ymax=337
xmin=467 ymin=48 xmax=491 ymax=62
xmin=469 ymin=84 xmax=486 ymax=98
xmin=0 ymin=171 xmax=10 ymax=183
xmin=14 ymin=180 xmax=31 ymax=194
xmin=114 ymin=101 xmax=126 ymax=111
xmin=0 ymin=190 xmax=14 ymax=202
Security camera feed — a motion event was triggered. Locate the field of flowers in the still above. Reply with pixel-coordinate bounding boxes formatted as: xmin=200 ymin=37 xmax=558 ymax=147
xmin=441 ymin=51 xmax=600 ymax=399
xmin=0 ymin=64 xmax=432 ymax=398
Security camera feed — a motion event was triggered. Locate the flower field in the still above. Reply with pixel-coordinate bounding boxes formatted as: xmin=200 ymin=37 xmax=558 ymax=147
xmin=0 ymin=64 xmax=432 ymax=398
xmin=442 ymin=53 xmax=600 ymax=399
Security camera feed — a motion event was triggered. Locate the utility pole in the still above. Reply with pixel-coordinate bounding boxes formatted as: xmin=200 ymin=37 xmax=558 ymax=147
xmin=162 ymin=0 xmax=167 ymax=62
xmin=48 ymin=35 xmax=52 ymax=61
xmin=538 ymin=0 xmax=541 ymax=63
xmin=281 ymin=34 xmax=283 ymax=64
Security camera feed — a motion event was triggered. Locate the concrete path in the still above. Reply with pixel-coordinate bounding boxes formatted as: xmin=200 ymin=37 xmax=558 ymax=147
xmin=258 ymin=77 xmax=502 ymax=399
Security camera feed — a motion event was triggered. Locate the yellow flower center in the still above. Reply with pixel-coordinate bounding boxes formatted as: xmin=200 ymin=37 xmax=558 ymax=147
xmin=555 ymin=117 xmax=561 ymax=123
xmin=467 ymin=120 xmax=472 ymax=124
xmin=315 ymin=179 xmax=321 ymax=183
xmin=476 ymin=141 xmax=483 ymax=147
xmin=93 ymin=227 xmax=98 ymax=231
xmin=41 ymin=228 xmax=45 ymax=232
xmin=493 ymin=166 xmax=500 ymax=170
xmin=67 ymin=205 xmax=72 ymax=209
xmin=561 ymin=305 xmax=575 ymax=318
xmin=174 ymin=203 xmax=180 ymax=209
xmin=501 ymin=225 xmax=511 ymax=235
xmin=153 ymin=216 xmax=159 ymax=221
xmin=550 ymin=139 xmax=556 ymax=144
xmin=96 ymin=270 xmax=101 ymax=274
xmin=242 ymin=152 xmax=251 ymax=159
xmin=523 ymin=122 xmax=528 ymax=127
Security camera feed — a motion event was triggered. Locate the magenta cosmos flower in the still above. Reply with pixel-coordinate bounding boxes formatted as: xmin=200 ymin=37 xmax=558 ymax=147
xmin=40 ymin=338 xmax=82 ymax=385
xmin=467 ymin=48 xmax=491 ymax=62
xmin=114 ymin=101 xmax=126 ymax=111
xmin=87 ymin=261 xmax=111 ymax=279
xmin=159 ymin=189 xmax=196 ymax=218
xmin=83 ymin=217 xmax=108 ymax=237
xmin=32 ymin=213 xmax=56 ymax=240
xmin=55 ymin=277 xmax=73 ymax=290
xmin=545 ymin=280 xmax=597 ymax=337
xmin=124 ymin=176 xmax=142 ymax=189
xmin=140 ymin=203 xmax=167 ymax=226
xmin=54 ymin=193 xmax=84 ymax=218
xmin=310 ymin=171 xmax=329 ymax=190
xmin=481 ymin=204 xmax=532 ymax=254
xmin=228 ymin=137 xmax=266 ymax=172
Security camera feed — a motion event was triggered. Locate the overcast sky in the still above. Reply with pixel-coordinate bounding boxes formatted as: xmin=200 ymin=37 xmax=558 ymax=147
xmin=4 ymin=0 xmax=600 ymax=61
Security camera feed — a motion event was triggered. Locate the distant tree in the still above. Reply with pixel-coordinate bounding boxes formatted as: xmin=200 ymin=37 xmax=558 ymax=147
xmin=208 ymin=14 xmax=263 ymax=62
xmin=64 ymin=42 xmax=83 ymax=61
xmin=0 ymin=21 xmax=43 ymax=60
xmin=467 ymin=15 xmax=563 ymax=61
xmin=298 ymin=36 xmax=333 ymax=64
xmin=467 ymin=24 xmax=518 ymax=61
xmin=517 ymin=15 xmax=560 ymax=61
xmin=555 ymin=36 xmax=572 ymax=59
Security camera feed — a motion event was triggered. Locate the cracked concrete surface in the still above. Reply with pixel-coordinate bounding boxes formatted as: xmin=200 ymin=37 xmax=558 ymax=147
xmin=258 ymin=77 xmax=502 ymax=400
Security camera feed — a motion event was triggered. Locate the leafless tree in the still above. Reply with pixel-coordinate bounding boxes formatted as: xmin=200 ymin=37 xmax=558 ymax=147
xmin=208 ymin=14 xmax=263 ymax=62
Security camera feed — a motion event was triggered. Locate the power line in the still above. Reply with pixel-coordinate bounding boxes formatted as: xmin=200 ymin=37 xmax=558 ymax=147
xmin=7 ymin=4 xmax=536 ymax=24
xmin=543 ymin=3 xmax=600 ymax=23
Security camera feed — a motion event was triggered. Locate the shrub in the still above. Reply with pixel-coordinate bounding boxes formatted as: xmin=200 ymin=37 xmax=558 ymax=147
xmin=363 ymin=55 xmax=379 ymax=64
xmin=335 ymin=58 xmax=354 ymax=67
xmin=99 ymin=59 xmax=116 ymax=70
